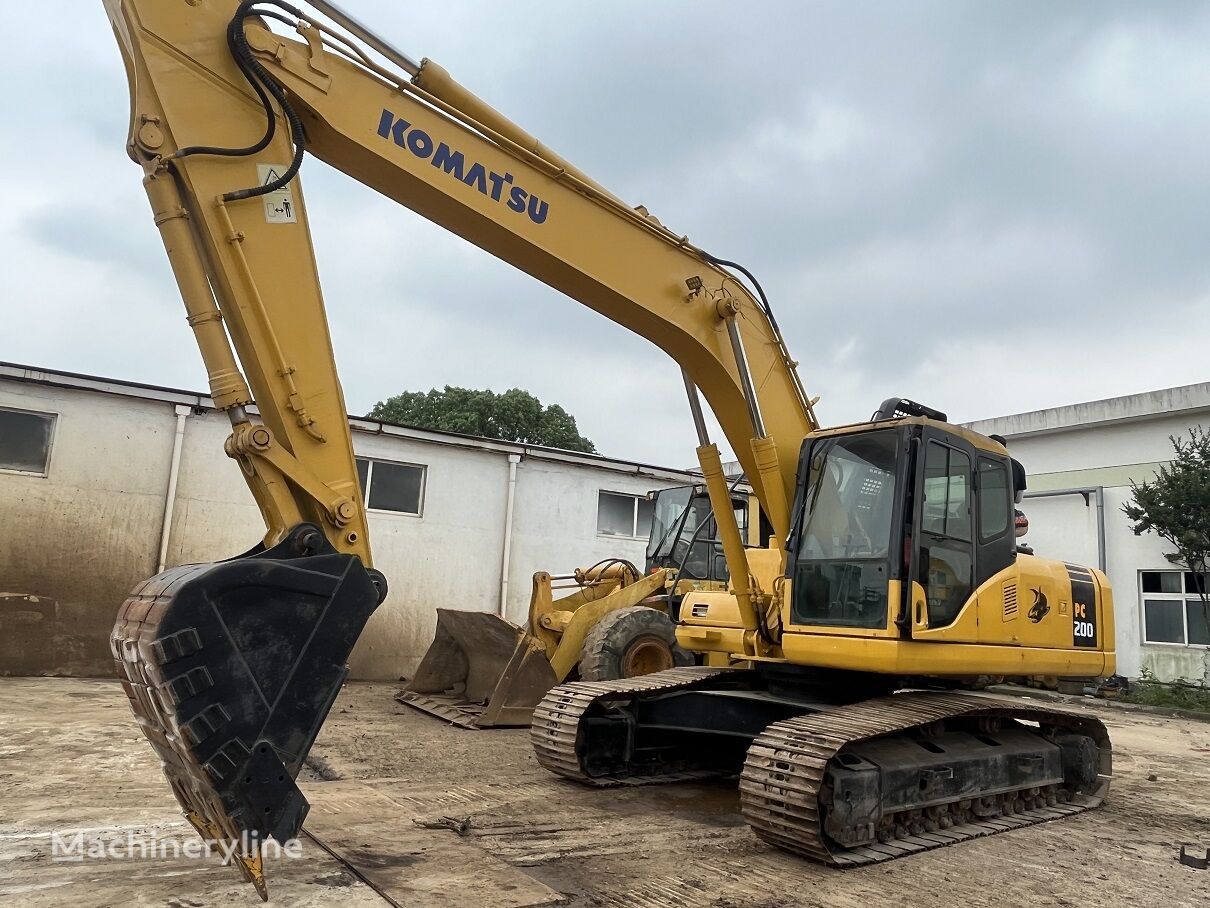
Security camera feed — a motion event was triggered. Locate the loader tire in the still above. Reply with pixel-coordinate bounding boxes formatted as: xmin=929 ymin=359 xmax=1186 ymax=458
xmin=578 ymin=606 xmax=693 ymax=682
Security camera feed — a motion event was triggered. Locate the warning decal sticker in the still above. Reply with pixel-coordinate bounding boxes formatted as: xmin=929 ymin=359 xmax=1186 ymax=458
xmin=257 ymin=164 xmax=297 ymax=223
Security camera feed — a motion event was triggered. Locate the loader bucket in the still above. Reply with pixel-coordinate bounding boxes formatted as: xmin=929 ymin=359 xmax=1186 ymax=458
xmin=110 ymin=525 xmax=383 ymax=901
xmin=398 ymin=608 xmax=557 ymax=728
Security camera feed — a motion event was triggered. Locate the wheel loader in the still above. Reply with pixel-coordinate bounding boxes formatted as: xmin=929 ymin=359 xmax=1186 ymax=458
xmin=399 ymin=483 xmax=754 ymax=727
xmin=99 ymin=0 xmax=1116 ymax=898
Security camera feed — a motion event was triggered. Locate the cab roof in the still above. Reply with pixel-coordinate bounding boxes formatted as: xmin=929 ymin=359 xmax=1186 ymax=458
xmin=805 ymin=417 xmax=1009 ymax=457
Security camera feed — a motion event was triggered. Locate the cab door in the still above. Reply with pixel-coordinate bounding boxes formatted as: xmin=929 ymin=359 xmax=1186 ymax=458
xmin=972 ymin=454 xmax=1016 ymax=587
xmin=909 ymin=432 xmax=976 ymax=631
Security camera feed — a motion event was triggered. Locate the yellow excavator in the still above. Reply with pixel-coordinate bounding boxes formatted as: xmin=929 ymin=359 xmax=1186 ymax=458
xmin=102 ymin=0 xmax=1115 ymax=898
xmin=399 ymin=483 xmax=753 ymax=728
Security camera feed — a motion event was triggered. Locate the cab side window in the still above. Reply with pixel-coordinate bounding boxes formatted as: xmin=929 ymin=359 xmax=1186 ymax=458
xmin=921 ymin=442 xmax=972 ymax=627
xmin=922 ymin=443 xmax=971 ymax=540
xmin=977 ymin=458 xmax=1011 ymax=542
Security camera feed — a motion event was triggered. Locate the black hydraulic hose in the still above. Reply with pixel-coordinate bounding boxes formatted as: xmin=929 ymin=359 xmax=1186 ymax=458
xmin=222 ymin=2 xmax=307 ymax=200
xmin=169 ymin=1 xmax=307 ymax=201
xmin=700 ymin=253 xmax=787 ymax=342
xmin=172 ymin=3 xmax=281 ymax=159
xmin=249 ymin=8 xmax=296 ymax=28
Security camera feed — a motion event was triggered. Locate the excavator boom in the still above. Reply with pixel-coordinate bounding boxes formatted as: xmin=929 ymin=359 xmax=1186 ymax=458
xmin=101 ymin=1 xmax=816 ymax=894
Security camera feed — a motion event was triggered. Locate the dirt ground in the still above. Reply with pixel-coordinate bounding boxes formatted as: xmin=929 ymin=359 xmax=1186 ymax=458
xmin=2 ymin=679 xmax=1209 ymax=907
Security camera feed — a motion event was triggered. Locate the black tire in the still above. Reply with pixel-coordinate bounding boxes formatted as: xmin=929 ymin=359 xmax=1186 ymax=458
xmin=578 ymin=606 xmax=694 ymax=682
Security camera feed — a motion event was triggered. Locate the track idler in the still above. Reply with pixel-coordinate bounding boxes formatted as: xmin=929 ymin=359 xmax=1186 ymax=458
xmin=110 ymin=524 xmax=385 ymax=899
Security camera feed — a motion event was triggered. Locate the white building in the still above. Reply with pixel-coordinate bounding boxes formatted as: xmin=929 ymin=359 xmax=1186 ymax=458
xmin=968 ymin=384 xmax=1210 ymax=684
xmin=4 ymin=360 xmax=1207 ymax=685
xmin=0 ymin=362 xmax=699 ymax=680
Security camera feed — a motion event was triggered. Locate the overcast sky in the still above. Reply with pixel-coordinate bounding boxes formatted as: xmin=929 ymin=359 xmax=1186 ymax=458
xmin=4 ymin=2 xmax=1210 ymax=465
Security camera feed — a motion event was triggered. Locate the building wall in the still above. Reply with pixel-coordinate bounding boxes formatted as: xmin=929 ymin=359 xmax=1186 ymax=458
xmin=349 ymin=430 xmax=666 ymax=677
xmin=166 ymin=411 xmax=264 ymax=565
xmin=505 ymin=458 xmax=661 ymax=626
xmin=349 ymin=431 xmax=511 ymax=678
xmin=971 ymin=396 xmax=1210 ymax=683
xmin=0 ymin=381 xmax=175 ymax=674
xmin=0 ymin=373 xmax=691 ymax=680
xmin=1004 ymin=415 xmax=1187 ymax=490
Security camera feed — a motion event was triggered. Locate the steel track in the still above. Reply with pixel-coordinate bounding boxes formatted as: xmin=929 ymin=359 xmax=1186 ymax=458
xmin=532 ymin=672 xmax=1112 ymax=864
xmin=531 ymin=666 xmax=733 ymax=785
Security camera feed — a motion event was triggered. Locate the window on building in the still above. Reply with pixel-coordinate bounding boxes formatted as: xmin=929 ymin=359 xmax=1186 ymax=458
xmin=0 ymin=407 xmax=56 ymax=476
xmin=354 ymin=457 xmax=425 ymax=515
xmin=597 ymin=491 xmax=654 ymax=538
xmin=1140 ymin=570 xmax=1210 ymax=647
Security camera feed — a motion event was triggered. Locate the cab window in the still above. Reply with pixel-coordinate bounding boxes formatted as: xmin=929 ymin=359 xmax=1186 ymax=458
xmin=921 ymin=441 xmax=972 ymax=627
xmin=793 ymin=431 xmax=900 ymax=628
xmin=977 ymin=458 xmax=1010 ymax=542
xmin=922 ymin=443 xmax=971 ymax=541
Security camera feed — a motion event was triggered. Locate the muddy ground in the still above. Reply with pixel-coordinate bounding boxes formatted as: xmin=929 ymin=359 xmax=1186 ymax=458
xmin=1 ymin=678 xmax=1208 ymax=907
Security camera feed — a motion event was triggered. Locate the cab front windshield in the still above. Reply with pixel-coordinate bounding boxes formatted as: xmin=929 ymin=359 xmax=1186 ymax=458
xmin=794 ymin=430 xmax=900 ymax=628
xmin=647 ymin=486 xmax=744 ymax=581
xmin=647 ymin=486 xmax=694 ymax=561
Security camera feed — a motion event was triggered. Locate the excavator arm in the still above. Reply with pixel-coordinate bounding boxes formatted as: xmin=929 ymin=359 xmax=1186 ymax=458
xmin=107 ymin=0 xmax=816 ymax=550
xmin=103 ymin=1 xmax=818 ymax=895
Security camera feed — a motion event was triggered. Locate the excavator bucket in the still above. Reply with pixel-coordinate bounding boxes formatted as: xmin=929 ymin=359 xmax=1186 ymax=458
xmin=398 ymin=608 xmax=557 ymax=728
xmin=110 ymin=526 xmax=382 ymax=901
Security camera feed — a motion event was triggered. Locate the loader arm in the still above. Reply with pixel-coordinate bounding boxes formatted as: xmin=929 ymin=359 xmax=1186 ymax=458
xmin=102 ymin=1 xmax=818 ymax=895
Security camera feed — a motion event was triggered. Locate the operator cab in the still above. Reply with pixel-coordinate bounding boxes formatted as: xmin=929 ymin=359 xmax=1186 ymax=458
xmin=646 ymin=484 xmax=755 ymax=612
xmin=785 ymin=399 xmax=1017 ymax=633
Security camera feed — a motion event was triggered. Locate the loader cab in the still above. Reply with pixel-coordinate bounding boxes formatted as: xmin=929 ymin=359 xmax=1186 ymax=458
xmin=785 ymin=400 xmax=1017 ymax=634
xmin=646 ymin=484 xmax=750 ymax=585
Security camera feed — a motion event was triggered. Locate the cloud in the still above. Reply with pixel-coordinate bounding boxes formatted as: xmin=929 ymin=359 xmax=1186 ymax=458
xmin=2 ymin=1 xmax=1209 ymax=468
xmin=24 ymin=203 xmax=163 ymax=274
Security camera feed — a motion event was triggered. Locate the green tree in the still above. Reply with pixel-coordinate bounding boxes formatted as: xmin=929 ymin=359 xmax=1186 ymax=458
xmin=368 ymin=386 xmax=596 ymax=453
xmin=1122 ymin=427 xmax=1210 ymax=684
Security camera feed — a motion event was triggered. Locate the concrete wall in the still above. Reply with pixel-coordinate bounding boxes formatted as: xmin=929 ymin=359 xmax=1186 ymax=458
xmin=0 ymin=373 xmax=693 ymax=680
xmin=505 ymin=458 xmax=658 ymax=626
xmin=348 ymin=431 xmax=512 ymax=678
xmin=0 ymin=381 xmax=173 ymax=674
xmin=971 ymin=395 xmax=1210 ymax=683
xmin=166 ymin=410 xmax=264 ymax=565
xmin=1002 ymin=415 xmax=1187 ymax=491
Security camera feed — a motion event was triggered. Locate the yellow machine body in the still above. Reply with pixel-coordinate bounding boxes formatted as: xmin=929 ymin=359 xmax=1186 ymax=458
xmin=681 ymin=559 xmax=1115 ymax=677
xmin=527 ymin=566 xmax=673 ymax=681
xmin=680 ymin=417 xmax=1115 ymax=679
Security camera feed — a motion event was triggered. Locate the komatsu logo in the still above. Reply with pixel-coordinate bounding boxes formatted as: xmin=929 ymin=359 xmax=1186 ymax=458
xmin=377 ymin=109 xmax=550 ymax=225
